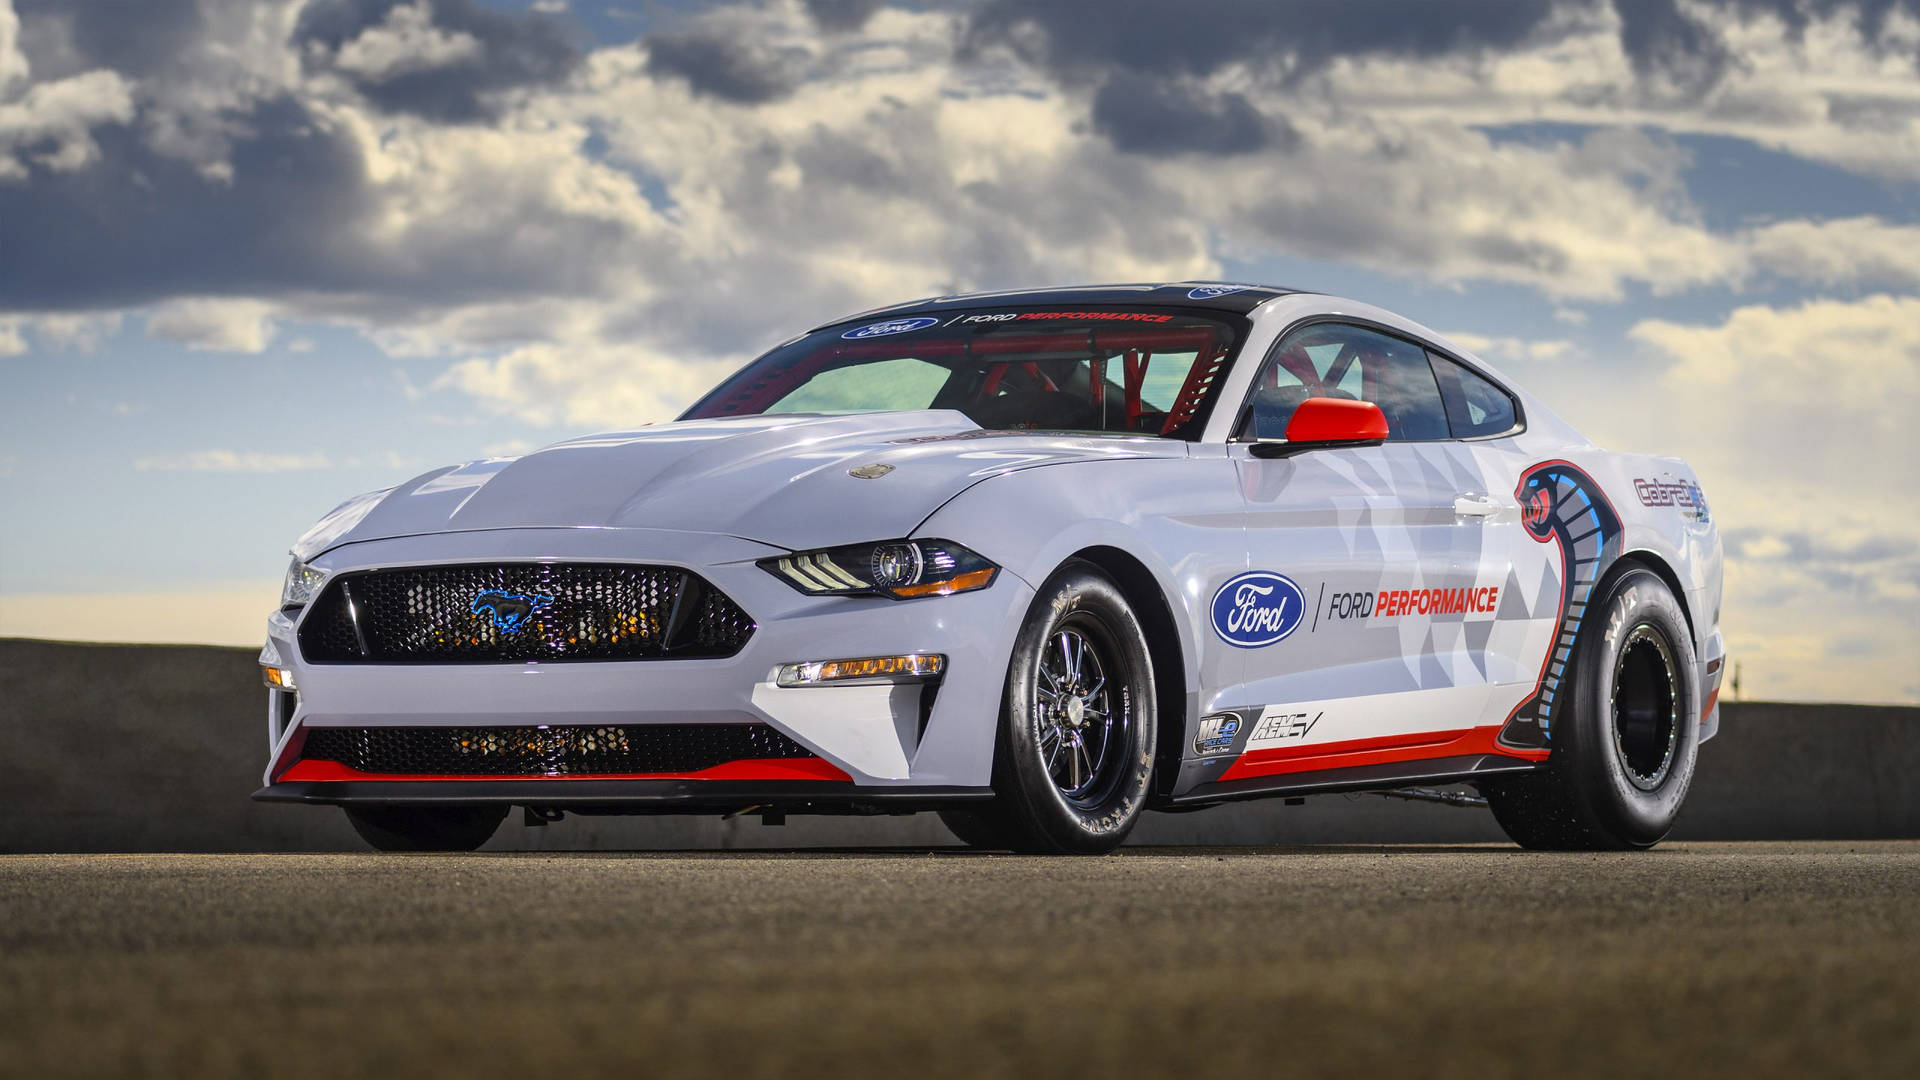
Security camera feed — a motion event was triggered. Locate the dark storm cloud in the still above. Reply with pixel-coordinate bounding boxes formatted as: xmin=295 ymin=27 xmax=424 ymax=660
xmin=0 ymin=95 xmax=620 ymax=315
xmin=1089 ymin=78 xmax=1292 ymax=155
xmin=14 ymin=0 xmax=207 ymax=79
xmin=1614 ymin=1 xmax=1920 ymax=87
xmin=294 ymin=0 xmax=581 ymax=123
xmin=803 ymin=0 xmax=884 ymax=32
xmin=962 ymin=0 xmax=1563 ymax=85
xmin=644 ymin=28 xmax=801 ymax=104
xmin=0 ymin=97 xmax=370 ymax=312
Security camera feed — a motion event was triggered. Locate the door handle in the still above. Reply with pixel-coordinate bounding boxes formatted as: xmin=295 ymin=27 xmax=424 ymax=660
xmin=1453 ymin=494 xmax=1500 ymax=517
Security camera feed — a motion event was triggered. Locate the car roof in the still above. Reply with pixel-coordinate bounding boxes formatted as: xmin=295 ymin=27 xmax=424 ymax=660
xmin=813 ymin=282 xmax=1305 ymax=330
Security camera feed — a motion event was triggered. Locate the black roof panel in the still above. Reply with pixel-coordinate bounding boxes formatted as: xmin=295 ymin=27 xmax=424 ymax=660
xmin=815 ymin=282 xmax=1303 ymax=330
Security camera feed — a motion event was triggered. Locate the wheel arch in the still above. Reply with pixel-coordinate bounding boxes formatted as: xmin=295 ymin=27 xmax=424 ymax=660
xmin=1614 ymin=549 xmax=1696 ymax=645
xmin=1062 ymin=545 xmax=1192 ymax=802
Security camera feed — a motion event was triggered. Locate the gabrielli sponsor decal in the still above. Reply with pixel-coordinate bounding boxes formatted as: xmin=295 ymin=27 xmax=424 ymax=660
xmin=1210 ymin=572 xmax=1306 ymax=648
xmin=1325 ymin=586 xmax=1502 ymax=621
xmin=1634 ymin=477 xmax=1711 ymax=522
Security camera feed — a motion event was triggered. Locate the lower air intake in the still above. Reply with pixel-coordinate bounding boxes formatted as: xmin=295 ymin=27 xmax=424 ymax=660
xmin=300 ymin=724 xmax=814 ymax=777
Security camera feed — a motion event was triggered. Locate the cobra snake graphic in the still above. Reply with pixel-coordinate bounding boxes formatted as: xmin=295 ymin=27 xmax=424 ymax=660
xmin=1498 ymin=461 xmax=1624 ymax=751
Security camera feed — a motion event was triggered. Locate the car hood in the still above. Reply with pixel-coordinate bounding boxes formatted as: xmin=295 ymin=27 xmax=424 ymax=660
xmin=295 ymin=411 xmax=1182 ymax=559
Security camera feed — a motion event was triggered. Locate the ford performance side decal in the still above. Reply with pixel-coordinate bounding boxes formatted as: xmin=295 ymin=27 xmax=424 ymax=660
xmin=1210 ymin=572 xmax=1305 ymax=648
xmin=1499 ymin=461 xmax=1625 ymax=750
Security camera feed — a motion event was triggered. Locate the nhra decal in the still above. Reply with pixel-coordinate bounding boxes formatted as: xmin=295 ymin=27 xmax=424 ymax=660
xmin=1210 ymin=571 xmax=1306 ymax=648
xmin=1498 ymin=461 xmax=1625 ymax=751
xmin=951 ymin=311 xmax=1175 ymax=325
xmin=1193 ymin=713 xmax=1243 ymax=756
xmin=1324 ymin=586 xmax=1502 ymax=621
xmin=1634 ymin=477 xmax=1710 ymax=523
xmin=842 ymin=316 xmax=940 ymax=340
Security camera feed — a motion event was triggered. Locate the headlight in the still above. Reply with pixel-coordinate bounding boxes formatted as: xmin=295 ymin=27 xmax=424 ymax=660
xmin=761 ymin=539 xmax=998 ymax=599
xmin=281 ymin=558 xmax=326 ymax=609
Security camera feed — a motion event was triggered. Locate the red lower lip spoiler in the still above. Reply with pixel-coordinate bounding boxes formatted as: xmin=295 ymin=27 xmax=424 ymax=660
xmin=275 ymin=756 xmax=851 ymax=784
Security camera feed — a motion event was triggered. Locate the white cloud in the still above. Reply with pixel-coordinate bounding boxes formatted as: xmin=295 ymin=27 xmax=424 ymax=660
xmin=438 ymin=339 xmax=736 ymax=428
xmin=145 ymin=298 xmax=280 ymax=353
xmin=1625 ymin=295 xmax=1920 ymax=704
xmin=1746 ymin=216 xmax=1920 ymax=292
xmin=0 ymin=0 xmax=27 ymax=91
xmin=0 ymin=67 xmax=134 ymax=180
xmin=0 ymin=315 xmax=23 ymax=356
xmin=134 ymin=450 xmax=333 ymax=473
xmin=332 ymin=1 xmax=485 ymax=81
xmin=28 ymin=312 xmax=122 ymax=353
xmin=1441 ymin=332 xmax=1577 ymax=366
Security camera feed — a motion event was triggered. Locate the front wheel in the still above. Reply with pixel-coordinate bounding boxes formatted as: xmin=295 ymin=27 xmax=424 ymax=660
xmin=989 ymin=562 xmax=1157 ymax=854
xmin=1486 ymin=565 xmax=1700 ymax=850
xmin=343 ymin=805 xmax=508 ymax=852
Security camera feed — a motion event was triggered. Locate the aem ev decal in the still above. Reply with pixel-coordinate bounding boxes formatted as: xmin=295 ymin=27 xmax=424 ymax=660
xmin=1248 ymin=710 xmax=1322 ymax=746
xmin=1210 ymin=571 xmax=1306 ymax=648
xmin=471 ymin=590 xmax=554 ymax=633
xmin=1193 ymin=713 xmax=1243 ymax=756
xmin=841 ymin=316 xmax=940 ymax=340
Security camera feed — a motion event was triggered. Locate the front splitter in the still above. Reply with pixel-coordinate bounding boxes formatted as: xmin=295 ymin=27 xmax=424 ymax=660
xmin=253 ymin=779 xmax=993 ymax=815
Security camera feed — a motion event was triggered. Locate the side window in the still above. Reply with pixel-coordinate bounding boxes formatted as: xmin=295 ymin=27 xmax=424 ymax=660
xmin=1240 ymin=324 xmax=1450 ymax=442
xmin=1430 ymin=353 xmax=1519 ymax=438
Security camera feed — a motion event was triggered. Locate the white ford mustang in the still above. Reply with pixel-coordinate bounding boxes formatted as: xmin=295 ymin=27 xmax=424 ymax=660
xmin=255 ymin=283 xmax=1724 ymax=854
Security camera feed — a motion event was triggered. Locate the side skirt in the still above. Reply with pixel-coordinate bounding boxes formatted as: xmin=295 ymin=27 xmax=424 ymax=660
xmin=1164 ymin=754 xmax=1540 ymax=808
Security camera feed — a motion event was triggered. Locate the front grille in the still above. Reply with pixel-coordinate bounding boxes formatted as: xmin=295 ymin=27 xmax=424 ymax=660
xmin=298 ymin=563 xmax=755 ymax=663
xmin=301 ymin=724 xmax=812 ymax=776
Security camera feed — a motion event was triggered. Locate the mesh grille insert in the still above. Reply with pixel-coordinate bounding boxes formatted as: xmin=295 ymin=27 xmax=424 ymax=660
xmin=298 ymin=563 xmax=754 ymax=663
xmin=301 ymin=724 xmax=813 ymax=777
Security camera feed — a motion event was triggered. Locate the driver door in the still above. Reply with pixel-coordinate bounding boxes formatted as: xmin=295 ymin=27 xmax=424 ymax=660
xmin=1223 ymin=322 xmax=1516 ymax=779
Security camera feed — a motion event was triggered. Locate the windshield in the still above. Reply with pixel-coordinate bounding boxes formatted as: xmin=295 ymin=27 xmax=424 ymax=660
xmin=681 ymin=308 xmax=1248 ymax=440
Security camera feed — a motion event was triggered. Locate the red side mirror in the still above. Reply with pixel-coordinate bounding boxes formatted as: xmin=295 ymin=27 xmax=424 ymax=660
xmin=1285 ymin=398 xmax=1389 ymax=444
xmin=1250 ymin=398 xmax=1389 ymax=458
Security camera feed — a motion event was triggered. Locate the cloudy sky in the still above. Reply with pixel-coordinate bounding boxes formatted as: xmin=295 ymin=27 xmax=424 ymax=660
xmin=1 ymin=0 xmax=1916 ymax=703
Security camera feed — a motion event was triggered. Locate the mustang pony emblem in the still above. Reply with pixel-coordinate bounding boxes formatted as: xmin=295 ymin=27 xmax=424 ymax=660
xmin=471 ymin=590 xmax=554 ymax=633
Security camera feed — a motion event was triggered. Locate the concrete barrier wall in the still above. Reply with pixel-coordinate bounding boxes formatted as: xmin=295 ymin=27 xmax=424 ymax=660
xmin=3 ymin=637 xmax=1914 ymax=853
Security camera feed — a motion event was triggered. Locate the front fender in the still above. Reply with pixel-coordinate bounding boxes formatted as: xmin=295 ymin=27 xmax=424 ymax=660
xmin=914 ymin=454 xmax=1249 ymax=714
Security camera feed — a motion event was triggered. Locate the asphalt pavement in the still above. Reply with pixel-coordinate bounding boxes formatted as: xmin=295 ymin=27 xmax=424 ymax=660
xmin=3 ymin=842 xmax=1916 ymax=1078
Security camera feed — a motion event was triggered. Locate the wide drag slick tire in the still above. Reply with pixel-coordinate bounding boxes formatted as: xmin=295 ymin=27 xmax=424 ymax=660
xmin=1486 ymin=565 xmax=1700 ymax=851
xmin=988 ymin=562 xmax=1156 ymax=855
xmin=344 ymin=805 xmax=508 ymax=852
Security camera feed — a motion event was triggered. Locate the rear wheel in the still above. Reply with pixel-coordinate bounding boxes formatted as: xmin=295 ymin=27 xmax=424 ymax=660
xmin=343 ymin=805 xmax=508 ymax=852
xmin=1486 ymin=566 xmax=1699 ymax=850
xmin=988 ymin=562 xmax=1157 ymax=855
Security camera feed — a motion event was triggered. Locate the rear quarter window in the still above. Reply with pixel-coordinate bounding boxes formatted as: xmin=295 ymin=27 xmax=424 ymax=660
xmin=1430 ymin=353 xmax=1520 ymax=438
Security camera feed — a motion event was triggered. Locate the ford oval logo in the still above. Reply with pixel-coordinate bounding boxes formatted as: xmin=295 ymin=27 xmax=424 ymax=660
xmin=842 ymin=316 xmax=940 ymax=340
xmin=1210 ymin=572 xmax=1305 ymax=648
xmin=1187 ymin=284 xmax=1250 ymax=300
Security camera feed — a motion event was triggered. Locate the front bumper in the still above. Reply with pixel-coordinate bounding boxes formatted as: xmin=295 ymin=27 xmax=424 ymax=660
xmin=258 ymin=526 xmax=1034 ymax=794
